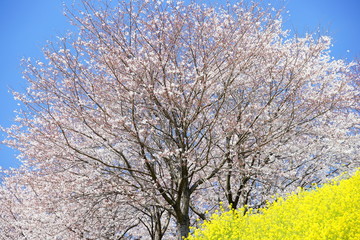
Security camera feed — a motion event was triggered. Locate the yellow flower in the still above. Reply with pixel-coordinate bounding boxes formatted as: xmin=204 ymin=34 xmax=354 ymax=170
xmin=187 ymin=169 xmax=360 ymax=240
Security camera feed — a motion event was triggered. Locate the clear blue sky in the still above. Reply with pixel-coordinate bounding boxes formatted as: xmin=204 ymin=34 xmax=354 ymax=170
xmin=0 ymin=0 xmax=360 ymax=169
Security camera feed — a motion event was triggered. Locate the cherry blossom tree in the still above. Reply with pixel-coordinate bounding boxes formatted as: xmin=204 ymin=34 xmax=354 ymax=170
xmin=0 ymin=163 xmax=169 ymax=239
xmin=1 ymin=0 xmax=359 ymax=239
xmin=350 ymin=59 xmax=360 ymax=134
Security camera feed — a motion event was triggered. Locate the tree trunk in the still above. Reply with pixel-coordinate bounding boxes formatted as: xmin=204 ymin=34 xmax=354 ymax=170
xmin=154 ymin=212 xmax=163 ymax=240
xmin=177 ymin=180 xmax=191 ymax=239
xmin=178 ymin=216 xmax=190 ymax=240
xmin=154 ymin=228 xmax=162 ymax=240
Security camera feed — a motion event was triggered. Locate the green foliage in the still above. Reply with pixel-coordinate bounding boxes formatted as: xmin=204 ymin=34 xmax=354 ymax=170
xmin=187 ymin=170 xmax=360 ymax=240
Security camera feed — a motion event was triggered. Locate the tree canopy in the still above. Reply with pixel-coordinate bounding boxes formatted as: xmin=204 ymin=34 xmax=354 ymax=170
xmin=1 ymin=0 xmax=359 ymax=239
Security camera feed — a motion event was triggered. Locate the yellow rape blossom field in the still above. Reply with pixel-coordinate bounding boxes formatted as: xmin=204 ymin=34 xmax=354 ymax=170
xmin=187 ymin=170 xmax=360 ymax=240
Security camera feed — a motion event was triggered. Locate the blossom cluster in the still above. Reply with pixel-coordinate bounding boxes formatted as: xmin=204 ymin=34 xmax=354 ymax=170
xmin=187 ymin=169 xmax=360 ymax=240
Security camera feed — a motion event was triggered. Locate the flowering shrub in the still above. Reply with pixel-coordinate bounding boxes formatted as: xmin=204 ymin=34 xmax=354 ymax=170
xmin=187 ymin=170 xmax=360 ymax=240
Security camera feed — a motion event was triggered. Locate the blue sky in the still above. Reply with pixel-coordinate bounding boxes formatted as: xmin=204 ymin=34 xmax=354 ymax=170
xmin=0 ymin=0 xmax=360 ymax=169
